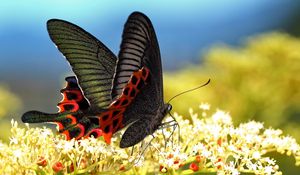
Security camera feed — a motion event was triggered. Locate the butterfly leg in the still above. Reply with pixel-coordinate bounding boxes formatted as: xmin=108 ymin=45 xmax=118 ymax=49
xmin=167 ymin=123 xmax=178 ymax=148
xmin=158 ymin=120 xmax=177 ymax=128
xmin=161 ymin=128 xmax=167 ymax=148
xmin=158 ymin=122 xmax=177 ymax=148
xmin=170 ymin=123 xmax=177 ymax=148
xmin=130 ymin=145 xmax=135 ymax=156
xmin=158 ymin=114 xmax=180 ymax=148
xmin=139 ymin=140 xmax=145 ymax=155
xmin=169 ymin=112 xmax=181 ymax=144
xmin=134 ymin=135 xmax=155 ymax=165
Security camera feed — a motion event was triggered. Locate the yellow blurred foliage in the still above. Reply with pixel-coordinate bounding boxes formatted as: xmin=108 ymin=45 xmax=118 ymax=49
xmin=0 ymin=85 xmax=21 ymax=119
xmin=164 ymin=32 xmax=300 ymax=139
xmin=0 ymin=85 xmax=21 ymax=142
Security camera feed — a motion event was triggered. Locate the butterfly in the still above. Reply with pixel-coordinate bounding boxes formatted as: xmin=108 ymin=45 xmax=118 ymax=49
xmin=22 ymin=12 xmax=173 ymax=148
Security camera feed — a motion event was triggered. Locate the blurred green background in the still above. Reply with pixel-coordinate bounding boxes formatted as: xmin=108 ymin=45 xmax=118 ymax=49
xmin=1 ymin=0 xmax=300 ymax=173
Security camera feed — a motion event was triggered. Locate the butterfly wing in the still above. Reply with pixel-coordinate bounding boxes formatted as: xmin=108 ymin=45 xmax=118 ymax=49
xmin=112 ymin=12 xmax=164 ymax=148
xmin=47 ymin=19 xmax=117 ymax=109
xmin=58 ymin=76 xmax=90 ymax=113
xmin=112 ymin=12 xmax=163 ymax=103
xmin=23 ymin=20 xmax=117 ymax=140
xmin=120 ymin=74 xmax=161 ymax=148
xmin=22 ymin=76 xmax=101 ymax=139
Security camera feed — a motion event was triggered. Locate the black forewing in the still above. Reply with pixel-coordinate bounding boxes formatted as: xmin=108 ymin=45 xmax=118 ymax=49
xmin=112 ymin=12 xmax=163 ymax=105
xmin=47 ymin=19 xmax=117 ymax=109
xmin=113 ymin=12 xmax=163 ymax=124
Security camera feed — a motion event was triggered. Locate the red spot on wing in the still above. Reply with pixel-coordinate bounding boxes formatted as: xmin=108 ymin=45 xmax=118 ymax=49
xmin=85 ymin=128 xmax=103 ymax=138
xmin=75 ymin=124 xmax=85 ymax=139
xmin=62 ymin=130 xmax=71 ymax=140
xmin=98 ymin=110 xmax=123 ymax=144
xmin=52 ymin=77 xmax=91 ymax=141
xmin=54 ymin=122 xmax=64 ymax=131
xmin=57 ymin=102 xmax=79 ymax=112
xmin=57 ymin=77 xmax=89 ymax=113
xmin=66 ymin=115 xmax=77 ymax=125
xmin=60 ymin=123 xmax=85 ymax=140
xmin=102 ymin=132 xmax=113 ymax=144
xmin=52 ymin=114 xmax=77 ymax=133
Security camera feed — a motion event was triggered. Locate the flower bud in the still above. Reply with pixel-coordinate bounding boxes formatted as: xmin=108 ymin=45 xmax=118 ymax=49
xmin=52 ymin=162 xmax=64 ymax=172
xmin=37 ymin=156 xmax=47 ymax=167
xmin=189 ymin=162 xmax=199 ymax=172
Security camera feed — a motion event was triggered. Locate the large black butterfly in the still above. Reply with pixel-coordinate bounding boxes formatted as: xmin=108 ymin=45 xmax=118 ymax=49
xmin=22 ymin=12 xmax=173 ymax=148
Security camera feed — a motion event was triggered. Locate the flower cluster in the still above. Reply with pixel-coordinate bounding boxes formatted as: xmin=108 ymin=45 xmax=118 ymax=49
xmin=0 ymin=121 xmax=130 ymax=174
xmin=164 ymin=32 xmax=300 ymax=141
xmin=180 ymin=104 xmax=300 ymax=174
xmin=0 ymin=104 xmax=299 ymax=174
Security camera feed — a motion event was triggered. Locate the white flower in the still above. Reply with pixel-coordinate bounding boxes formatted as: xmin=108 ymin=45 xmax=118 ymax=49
xmin=202 ymin=149 xmax=212 ymax=157
xmin=9 ymin=137 xmax=18 ymax=145
xmin=13 ymin=149 xmax=22 ymax=158
xmin=199 ymin=103 xmax=210 ymax=110
xmin=264 ymin=166 xmax=274 ymax=174
xmin=211 ymin=110 xmax=232 ymax=125
xmin=231 ymin=169 xmax=240 ymax=175
xmin=217 ymin=147 xmax=225 ymax=154
xmin=134 ymin=156 xmax=144 ymax=167
xmin=40 ymin=128 xmax=52 ymax=137
xmin=224 ymin=161 xmax=239 ymax=175
xmin=252 ymin=151 xmax=261 ymax=159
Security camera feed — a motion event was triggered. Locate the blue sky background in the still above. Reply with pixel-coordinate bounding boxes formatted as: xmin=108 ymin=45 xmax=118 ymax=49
xmin=0 ymin=0 xmax=300 ymax=113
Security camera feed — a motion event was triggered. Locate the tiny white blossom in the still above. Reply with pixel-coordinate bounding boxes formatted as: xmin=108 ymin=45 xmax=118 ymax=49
xmin=211 ymin=110 xmax=232 ymax=125
xmin=264 ymin=166 xmax=274 ymax=174
xmin=40 ymin=128 xmax=52 ymax=137
xmin=202 ymin=149 xmax=212 ymax=157
xmin=252 ymin=151 xmax=261 ymax=159
xmin=199 ymin=103 xmax=210 ymax=110
xmin=9 ymin=137 xmax=18 ymax=145
xmin=13 ymin=149 xmax=22 ymax=158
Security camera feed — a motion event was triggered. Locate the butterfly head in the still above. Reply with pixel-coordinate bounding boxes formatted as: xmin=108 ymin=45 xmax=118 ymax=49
xmin=162 ymin=103 xmax=172 ymax=116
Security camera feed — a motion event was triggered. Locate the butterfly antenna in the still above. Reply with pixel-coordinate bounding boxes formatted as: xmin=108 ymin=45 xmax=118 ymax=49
xmin=167 ymin=79 xmax=211 ymax=103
